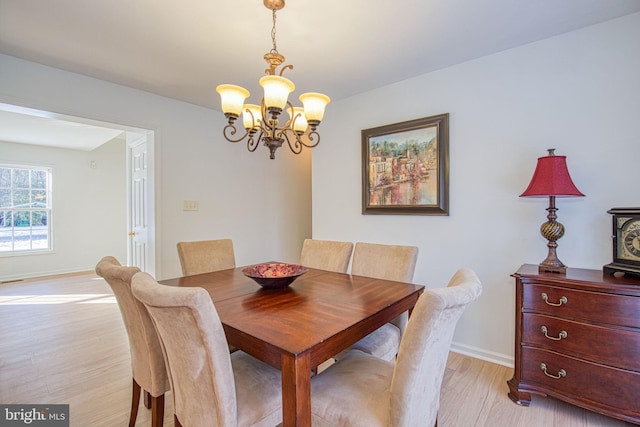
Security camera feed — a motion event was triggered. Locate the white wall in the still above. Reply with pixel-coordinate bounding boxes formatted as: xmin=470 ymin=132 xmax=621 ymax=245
xmin=312 ymin=13 xmax=640 ymax=365
xmin=0 ymin=53 xmax=312 ymax=280
xmin=2 ymin=12 xmax=637 ymax=364
xmin=0 ymin=137 xmax=127 ymax=280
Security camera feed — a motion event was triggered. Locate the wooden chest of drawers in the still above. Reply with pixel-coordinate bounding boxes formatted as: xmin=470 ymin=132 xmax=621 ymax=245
xmin=507 ymin=264 xmax=640 ymax=424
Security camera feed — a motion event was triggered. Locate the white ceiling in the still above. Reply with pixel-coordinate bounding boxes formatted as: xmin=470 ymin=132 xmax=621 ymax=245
xmin=1 ymin=0 xmax=640 ymax=148
xmin=0 ymin=106 xmax=124 ymax=151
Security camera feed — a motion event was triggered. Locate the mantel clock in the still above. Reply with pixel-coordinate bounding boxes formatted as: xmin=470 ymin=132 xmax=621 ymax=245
xmin=603 ymin=207 xmax=640 ymax=278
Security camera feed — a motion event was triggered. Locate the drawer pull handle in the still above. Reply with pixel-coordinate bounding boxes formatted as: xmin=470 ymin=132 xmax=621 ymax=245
xmin=540 ymin=326 xmax=568 ymax=341
xmin=540 ymin=363 xmax=566 ymax=379
xmin=541 ymin=293 xmax=567 ymax=307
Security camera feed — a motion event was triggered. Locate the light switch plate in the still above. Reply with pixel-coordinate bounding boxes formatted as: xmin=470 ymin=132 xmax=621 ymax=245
xmin=183 ymin=200 xmax=199 ymax=211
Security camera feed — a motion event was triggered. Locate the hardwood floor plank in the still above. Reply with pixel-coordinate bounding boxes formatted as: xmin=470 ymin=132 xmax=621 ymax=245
xmin=0 ymin=272 xmax=635 ymax=426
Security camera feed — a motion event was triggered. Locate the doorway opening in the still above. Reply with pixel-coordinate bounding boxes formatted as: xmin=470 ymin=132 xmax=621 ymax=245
xmin=0 ymin=102 xmax=156 ymax=277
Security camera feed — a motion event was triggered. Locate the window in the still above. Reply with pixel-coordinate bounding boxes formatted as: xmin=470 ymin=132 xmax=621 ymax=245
xmin=0 ymin=165 xmax=52 ymax=253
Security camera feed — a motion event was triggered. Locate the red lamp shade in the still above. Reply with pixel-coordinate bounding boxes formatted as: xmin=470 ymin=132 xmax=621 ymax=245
xmin=520 ymin=150 xmax=584 ymax=198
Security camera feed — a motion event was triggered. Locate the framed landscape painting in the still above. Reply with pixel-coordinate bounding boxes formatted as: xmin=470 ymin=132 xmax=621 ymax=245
xmin=362 ymin=113 xmax=449 ymax=215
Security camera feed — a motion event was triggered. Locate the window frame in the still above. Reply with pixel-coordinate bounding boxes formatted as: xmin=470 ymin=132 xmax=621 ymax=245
xmin=0 ymin=163 xmax=53 ymax=256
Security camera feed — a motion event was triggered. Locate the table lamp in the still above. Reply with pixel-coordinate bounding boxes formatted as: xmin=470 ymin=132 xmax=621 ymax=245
xmin=520 ymin=149 xmax=584 ymax=273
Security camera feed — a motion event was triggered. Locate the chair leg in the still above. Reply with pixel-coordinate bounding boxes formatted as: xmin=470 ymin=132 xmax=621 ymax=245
xmin=129 ymin=379 xmax=142 ymax=427
xmin=144 ymin=390 xmax=151 ymax=409
xmin=150 ymin=394 xmax=165 ymax=427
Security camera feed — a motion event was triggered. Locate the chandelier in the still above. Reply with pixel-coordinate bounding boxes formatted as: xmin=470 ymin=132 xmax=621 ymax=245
xmin=216 ymin=0 xmax=330 ymax=159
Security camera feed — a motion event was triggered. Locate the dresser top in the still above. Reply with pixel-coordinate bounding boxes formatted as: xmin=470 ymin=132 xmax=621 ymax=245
xmin=514 ymin=264 xmax=640 ymax=291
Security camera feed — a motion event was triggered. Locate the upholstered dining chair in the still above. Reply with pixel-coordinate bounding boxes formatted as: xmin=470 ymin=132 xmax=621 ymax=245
xmin=299 ymin=238 xmax=354 ymax=273
xmin=131 ymin=272 xmax=282 ymax=427
xmin=95 ymin=256 xmax=168 ymax=427
xmin=176 ymin=238 xmax=239 ymax=354
xmin=176 ymin=238 xmax=236 ymax=276
xmin=311 ymin=268 xmax=482 ymax=427
xmin=339 ymin=242 xmax=419 ymax=361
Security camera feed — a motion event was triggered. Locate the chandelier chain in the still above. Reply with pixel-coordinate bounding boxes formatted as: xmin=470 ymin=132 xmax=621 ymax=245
xmin=270 ymin=9 xmax=278 ymax=54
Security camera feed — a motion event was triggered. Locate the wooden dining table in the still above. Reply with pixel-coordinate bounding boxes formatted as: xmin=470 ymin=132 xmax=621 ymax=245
xmin=159 ymin=264 xmax=424 ymax=427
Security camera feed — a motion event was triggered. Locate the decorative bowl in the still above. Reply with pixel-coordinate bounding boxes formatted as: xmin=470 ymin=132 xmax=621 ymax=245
xmin=242 ymin=263 xmax=308 ymax=289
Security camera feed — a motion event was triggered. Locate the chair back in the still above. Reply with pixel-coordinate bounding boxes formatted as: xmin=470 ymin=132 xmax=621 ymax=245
xmin=389 ymin=268 xmax=482 ymax=427
xmin=176 ymin=239 xmax=236 ymax=276
xmin=131 ymin=272 xmax=237 ymax=427
xmin=351 ymin=242 xmax=418 ymax=282
xmin=95 ymin=256 xmax=167 ymax=397
xmin=299 ymin=239 xmax=354 ymax=273
xmin=351 ymin=242 xmax=419 ymax=334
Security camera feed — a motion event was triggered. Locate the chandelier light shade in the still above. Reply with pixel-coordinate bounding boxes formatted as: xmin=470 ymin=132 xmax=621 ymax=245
xmin=299 ymin=92 xmax=331 ymax=124
xmin=216 ymin=85 xmax=250 ymax=119
xmin=259 ymin=76 xmax=295 ymax=112
xmin=520 ymin=149 xmax=585 ymax=273
xmin=216 ymin=0 xmax=330 ymax=159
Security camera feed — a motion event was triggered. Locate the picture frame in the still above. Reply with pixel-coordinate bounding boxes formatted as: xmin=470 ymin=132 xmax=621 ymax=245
xmin=362 ymin=113 xmax=449 ymax=215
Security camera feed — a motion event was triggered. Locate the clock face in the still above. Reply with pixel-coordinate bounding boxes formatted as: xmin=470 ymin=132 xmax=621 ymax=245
xmin=618 ymin=218 xmax=640 ymax=261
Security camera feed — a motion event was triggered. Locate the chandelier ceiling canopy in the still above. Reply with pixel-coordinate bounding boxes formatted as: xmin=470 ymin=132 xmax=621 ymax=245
xmin=216 ymin=0 xmax=330 ymax=159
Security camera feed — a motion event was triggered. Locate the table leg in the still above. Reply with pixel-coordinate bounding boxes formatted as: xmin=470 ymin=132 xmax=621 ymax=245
xmin=281 ymin=352 xmax=312 ymax=427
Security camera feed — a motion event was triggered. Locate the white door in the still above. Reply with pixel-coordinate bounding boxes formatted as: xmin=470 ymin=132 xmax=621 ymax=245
xmin=128 ymin=137 xmax=149 ymax=271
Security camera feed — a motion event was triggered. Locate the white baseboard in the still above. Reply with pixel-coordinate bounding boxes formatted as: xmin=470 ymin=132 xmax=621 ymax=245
xmin=0 ymin=267 xmax=95 ymax=284
xmin=450 ymin=341 xmax=514 ymax=368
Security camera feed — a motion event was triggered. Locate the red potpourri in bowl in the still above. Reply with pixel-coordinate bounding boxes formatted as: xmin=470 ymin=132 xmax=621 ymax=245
xmin=242 ymin=263 xmax=308 ymax=289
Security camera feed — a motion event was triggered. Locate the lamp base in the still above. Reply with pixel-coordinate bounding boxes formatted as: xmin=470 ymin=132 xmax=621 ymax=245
xmin=538 ymin=263 xmax=566 ymax=274
xmin=537 ymin=197 xmax=567 ymax=274
xmin=538 ymin=242 xmax=567 ymax=274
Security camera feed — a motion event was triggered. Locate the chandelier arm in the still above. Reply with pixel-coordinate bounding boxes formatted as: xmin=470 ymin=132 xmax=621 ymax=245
xmin=261 ymin=100 xmax=280 ymax=139
xmin=222 ymin=123 xmax=252 ymax=143
xmin=260 ymin=100 xmax=268 ymax=124
xmin=281 ymin=100 xmax=294 ymax=128
xmin=297 ymin=130 xmax=321 ymax=148
xmin=282 ymin=130 xmax=303 ymax=155
xmin=247 ymin=129 xmax=264 ymax=152
xmin=279 ymin=64 xmax=294 ymax=76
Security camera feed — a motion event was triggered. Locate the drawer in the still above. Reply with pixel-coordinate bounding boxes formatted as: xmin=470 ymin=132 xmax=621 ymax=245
xmin=522 ymin=347 xmax=640 ymax=421
xmin=523 ymin=283 xmax=640 ymax=328
xmin=523 ymin=313 xmax=640 ymax=371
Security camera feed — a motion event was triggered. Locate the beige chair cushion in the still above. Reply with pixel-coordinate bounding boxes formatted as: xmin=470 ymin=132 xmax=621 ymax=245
xmin=346 ymin=323 xmax=401 ymax=361
xmin=312 ymin=351 xmax=393 ymax=426
xmin=339 ymin=242 xmax=419 ymax=361
xmin=131 ymin=272 xmax=282 ymax=427
xmin=176 ymin=239 xmax=236 ymax=276
xmin=311 ymin=268 xmax=482 ymax=427
xmin=95 ymin=256 xmax=168 ymax=397
xmin=299 ymin=239 xmax=353 ymax=273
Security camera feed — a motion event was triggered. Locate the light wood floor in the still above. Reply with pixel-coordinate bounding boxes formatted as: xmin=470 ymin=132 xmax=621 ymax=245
xmin=0 ymin=272 xmax=635 ymax=426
